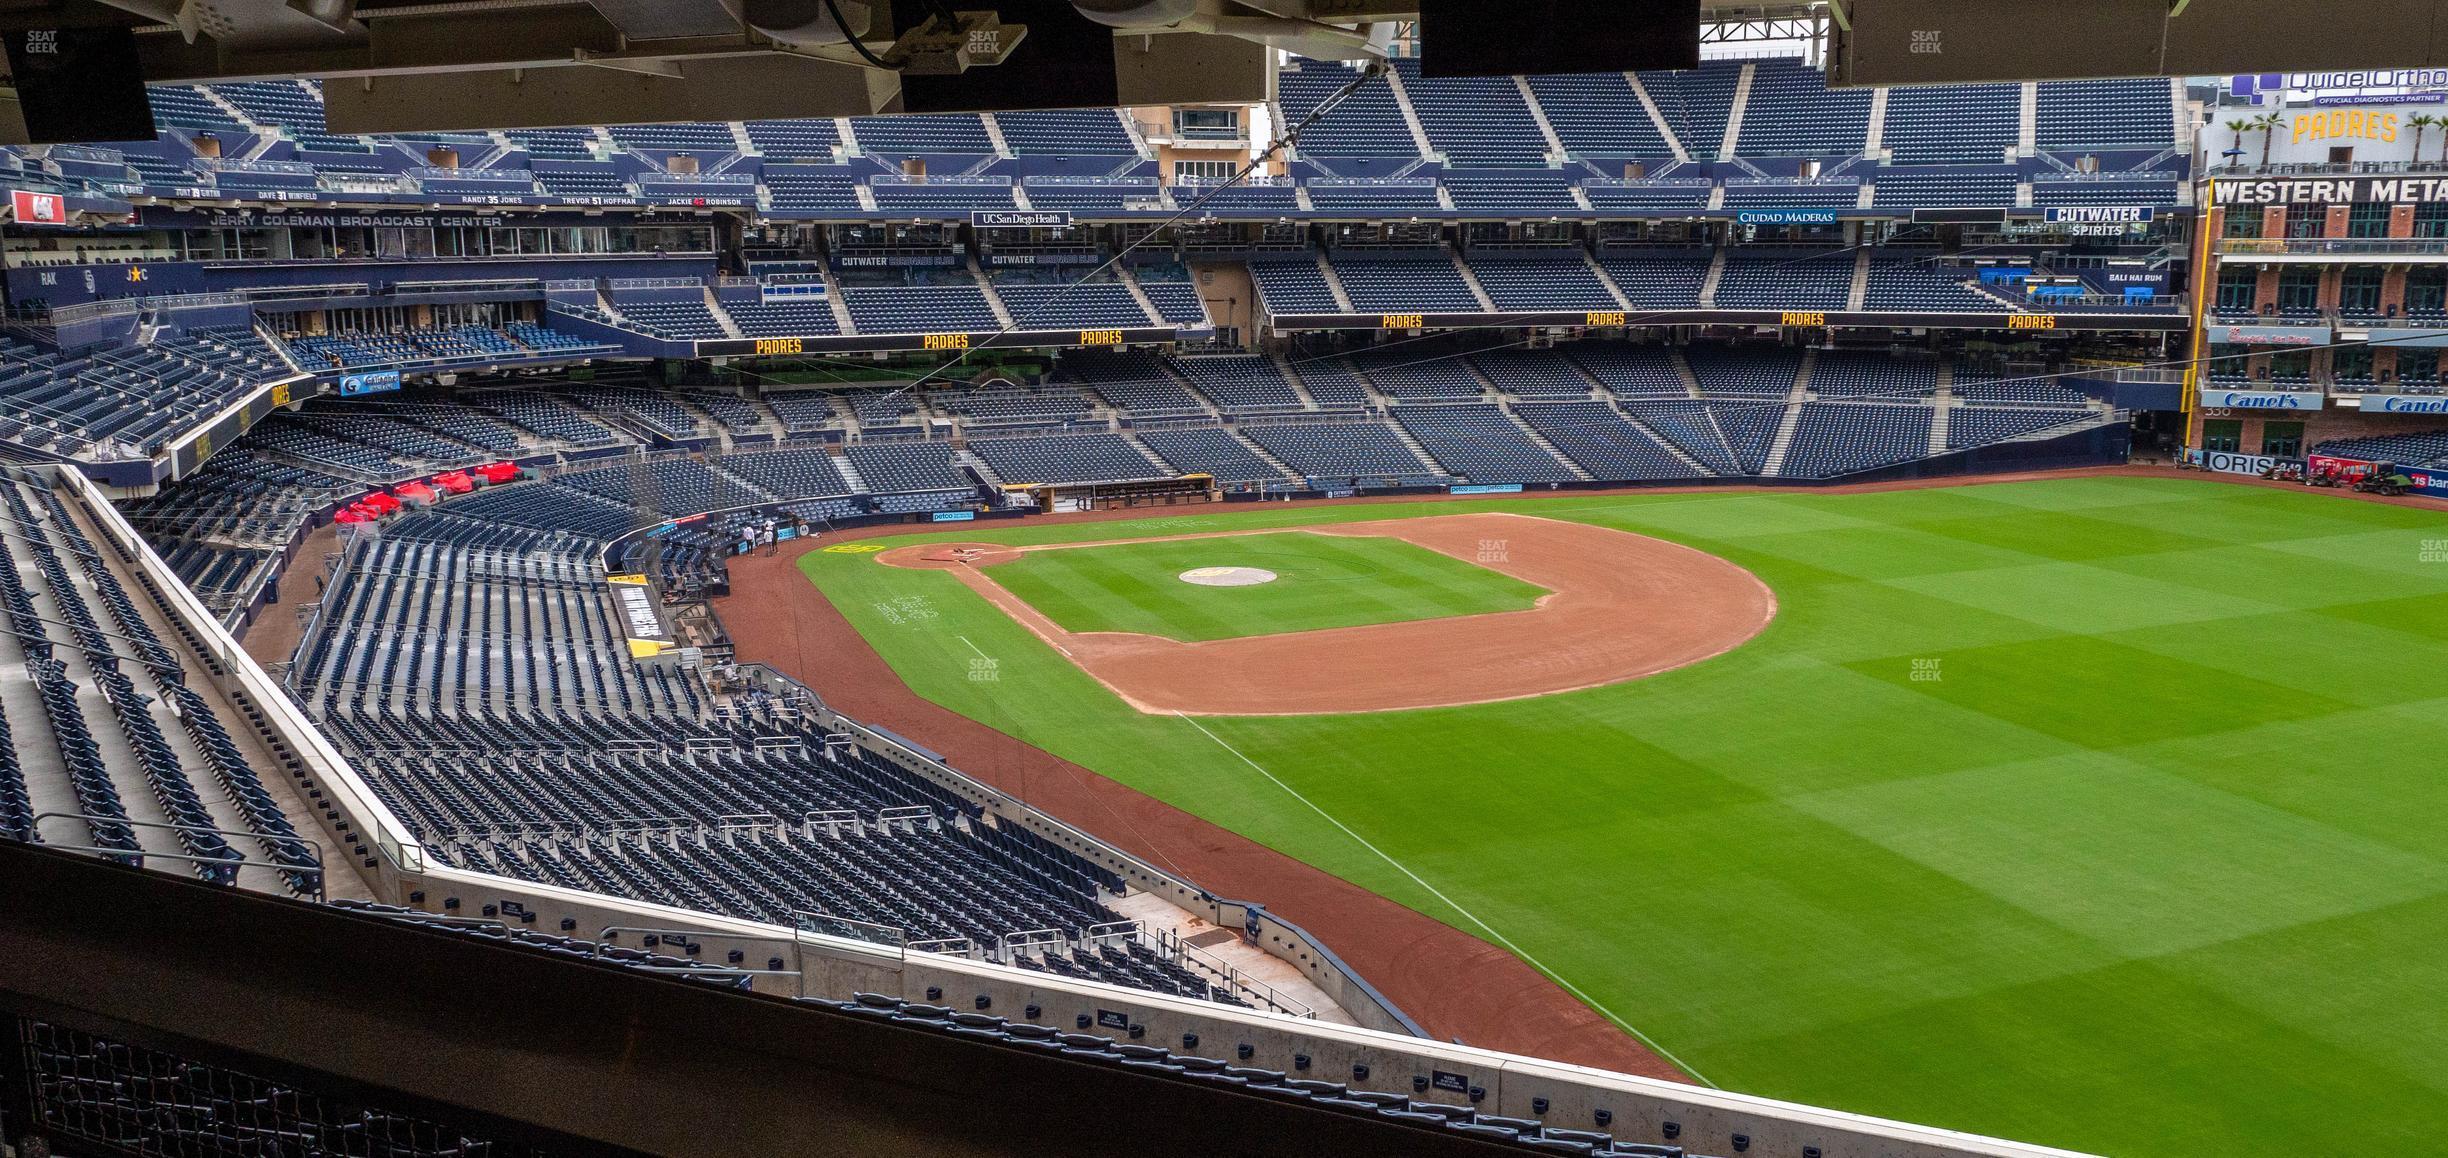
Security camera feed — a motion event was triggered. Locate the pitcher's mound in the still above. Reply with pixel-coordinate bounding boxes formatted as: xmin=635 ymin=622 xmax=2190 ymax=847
xmin=1179 ymin=566 xmax=1278 ymax=588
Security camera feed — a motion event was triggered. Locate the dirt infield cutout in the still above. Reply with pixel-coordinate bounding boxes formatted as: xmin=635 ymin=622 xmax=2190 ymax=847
xmin=878 ymin=512 xmax=1775 ymax=715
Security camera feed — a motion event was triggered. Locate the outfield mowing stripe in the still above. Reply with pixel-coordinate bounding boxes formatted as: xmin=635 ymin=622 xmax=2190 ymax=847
xmin=1171 ymin=709 xmax=1720 ymax=1088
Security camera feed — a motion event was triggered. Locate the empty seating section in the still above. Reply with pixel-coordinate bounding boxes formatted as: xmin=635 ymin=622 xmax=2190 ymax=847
xmin=2313 ymin=429 xmax=2448 ymax=466
xmin=1596 ymin=249 xmax=1710 ymax=311
xmin=1582 ymin=183 xmax=1712 ymax=213
xmin=2036 ymin=79 xmax=2176 ymax=150
xmin=1393 ymin=59 xmax=1547 ymax=167
xmin=1864 ymin=252 xmax=1996 ymax=311
xmin=1134 ymin=277 xmax=1211 ymax=328
xmin=1442 ymin=174 xmax=1580 ymax=213
xmin=1719 ymin=181 xmax=1859 ymax=213
xmin=1172 ymin=356 xmax=1303 ymax=410
xmin=1393 ymin=406 xmax=1576 ymax=482
xmin=1871 ymin=167 xmax=2017 ymax=208
xmin=1304 ymin=182 xmax=1442 ymax=213
xmin=288 ymin=499 xmax=1227 ymax=1001
xmin=971 ymin=434 xmax=1169 ymax=484
xmin=1173 ymin=182 xmax=1297 ymax=211
xmin=714 ymin=449 xmax=852 ymax=498
xmin=1136 ymin=428 xmax=1287 ymax=484
xmin=1330 ymin=253 xmax=1482 ymax=313
xmin=1566 ymin=344 xmax=1689 ymax=398
xmin=1736 ymin=59 xmax=1872 ymax=156
xmin=1948 ymin=406 xmax=2082 ymax=449
xmin=1953 ymin=366 xmax=2092 ymax=406
xmin=725 ymin=300 xmax=842 ymax=336
xmin=613 ymin=294 xmax=727 ymax=339
xmin=1645 ymin=64 xmax=1740 ymax=160
xmin=870 ymin=181 xmax=1016 ymax=213
xmin=1882 ymin=83 xmax=2018 ymax=164
xmin=763 ymin=165 xmax=863 ymax=213
xmin=1241 ymin=423 xmax=1443 ymax=486
xmin=1060 ymin=350 xmax=1205 ymax=415
xmin=559 ymin=458 xmax=766 ymax=516
xmin=839 ymin=282 xmax=999 ymax=334
xmin=995 ymin=110 xmax=1134 ymax=154
xmin=992 ymin=279 xmax=1155 ymax=329
xmin=850 ymin=114 xmax=993 ymax=155
xmin=844 ymin=442 xmax=972 ymax=494
xmin=1714 ymin=248 xmax=1851 ymax=310
xmin=1781 ymin=404 xmax=1935 ymax=477
xmin=0 ymin=332 xmax=287 ymax=459
xmin=1353 ymin=352 xmax=1485 ymax=402
xmin=1809 ymin=353 xmax=1937 ymax=400
xmin=1470 ymin=350 xmax=1596 ymax=399
xmin=607 ymin=122 xmax=735 ymax=152
xmin=1248 ymin=260 xmax=1341 ymax=314
xmin=0 ymin=467 xmax=318 ymax=891
xmin=1466 ymin=252 xmax=1620 ymax=312
xmin=1288 ymin=359 xmax=1371 ymax=407
xmin=1524 ymin=73 xmax=1672 ymax=159
xmin=1517 ymin=403 xmax=1706 ymax=480
xmin=931 ymin=384 xmax=1093 ymax=427
xmin=1686 ymin=347 xmax=1801 ymax=398
xmin=2031 ymin=178 xmax=2178 ymax=207
xmin=744 ymin=119 xmax=841 ymax=159
xmin=1277 ymin=61 xmax=1417 ymax=159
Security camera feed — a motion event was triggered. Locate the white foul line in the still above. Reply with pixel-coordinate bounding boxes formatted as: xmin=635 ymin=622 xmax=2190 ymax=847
xmin=1171 ymin=710 xmax=1717 ymax=1088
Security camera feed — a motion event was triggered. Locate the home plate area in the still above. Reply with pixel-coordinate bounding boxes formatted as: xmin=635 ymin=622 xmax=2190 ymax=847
xmin=1178 ymin=566 xmax=1278 ymax=588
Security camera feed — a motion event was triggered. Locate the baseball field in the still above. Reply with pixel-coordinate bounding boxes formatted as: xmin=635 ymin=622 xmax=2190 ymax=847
xmin=790 ymin=475 xmax=2448 ymax=1157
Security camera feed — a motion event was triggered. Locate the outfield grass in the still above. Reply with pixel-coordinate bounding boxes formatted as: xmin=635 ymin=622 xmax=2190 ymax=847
xmin=983 ymin=530 xmax=1548 ymax=641
xmin=800 ymin=479 xmax=2448 ymax=1157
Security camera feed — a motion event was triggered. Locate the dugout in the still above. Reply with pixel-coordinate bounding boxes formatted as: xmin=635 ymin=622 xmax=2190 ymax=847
xmin=1003 ymin=474 xmax=1218 ymax=512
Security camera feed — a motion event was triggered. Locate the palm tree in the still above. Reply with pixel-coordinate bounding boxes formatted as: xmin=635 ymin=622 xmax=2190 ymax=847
xmin=2252 ymin=111 xmax=2284 ymax=168
xmin=2225 ymin=118 xmax=2253 ymax=169
xmin=2411 ymin=114 xmax=2439 ymax=164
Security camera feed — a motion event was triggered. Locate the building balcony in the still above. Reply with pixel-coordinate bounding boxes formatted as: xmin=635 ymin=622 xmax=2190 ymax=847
xmin=2215 ymin=236 xmax=2448 ymax=260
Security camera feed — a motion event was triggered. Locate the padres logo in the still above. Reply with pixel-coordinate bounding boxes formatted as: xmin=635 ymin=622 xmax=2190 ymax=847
xmin=824 ymin=543 xmax=888 ymax=554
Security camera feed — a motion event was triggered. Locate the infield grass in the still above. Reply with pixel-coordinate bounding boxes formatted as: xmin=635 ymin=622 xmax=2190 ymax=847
xmin=983 ymin=530 xmax=1548 ymax=641
xmin=799 ymin=479 xmax=2448 ymax=1158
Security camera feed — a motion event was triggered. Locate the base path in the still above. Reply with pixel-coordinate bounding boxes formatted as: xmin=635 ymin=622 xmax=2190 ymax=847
xmin=879 ymin=512 xmax=1776 ymax=715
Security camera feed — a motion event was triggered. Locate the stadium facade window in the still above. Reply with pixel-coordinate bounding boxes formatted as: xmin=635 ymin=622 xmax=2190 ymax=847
xmin=2408 ymin=267 xmax=2448 ymax=312
xmin=1175 ymin=159 xmax=1238 ymax=182
xmin=2401 ymin=348 xmax=2439 ymax=381
xmin=2339 ymin=267 xmax=2384 ymax=315
xmin=2333 ymin=345 xmax=2373 ymax=382
xmin=2214 ymin=267 xmax=2258 ymax=313
xmin=2259 ymin=421 xmax=2305 ymax=457
xmin=2284 ymin=203 xmax=2325 ymax=238
xmin=2201 ymin=418 xmax=2243 ymax=453
xmin=2275 ymin=267 xmax=2322 ymax=311
xmin=1173 ymin=109 xmax=1240 ymax=140
xmin=2223 ymin=210 xmax=2263 ymax=238
xmin=2417 ymin=200 xmax=2448 ymax=238
xmin=2347 ymin=202 xmax=2391 ymax=238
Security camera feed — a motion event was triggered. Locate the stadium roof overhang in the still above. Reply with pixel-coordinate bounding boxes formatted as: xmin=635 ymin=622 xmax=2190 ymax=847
xmin=1828 ymin=0 xmax=2448 ymax=86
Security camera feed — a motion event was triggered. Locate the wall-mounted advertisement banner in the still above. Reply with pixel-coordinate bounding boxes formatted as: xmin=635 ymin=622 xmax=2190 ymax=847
xmin=2194 ymin=450 xmax=2285 ymax=476
xmin=2213 ymin=175 xmax=2448 ymax=205
xmin=2043 ymin=205 xmax=2155 ymax=224
xmin=338 ymin=370 xmax=403 ymax=397
xmin=971 ymin=209 xmax=1071 ymax=229
xmin=2197 ymin=388 xmax=2325 ymax=410
xmin=1734 ymin=209 xmax=1839 ymax=225
xmin=2362 ymin=328 xmax=2448 ymax=347
xmin=2211 ymin=324 xmax=2329 ymax=346
xmin=2360 ymin=393 xmax=2448 ymax=414
xmin=10 ymin=189 xmax=67 ymax=225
